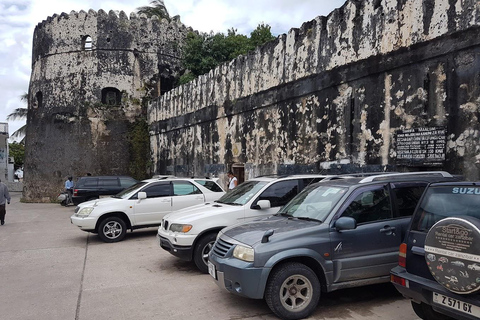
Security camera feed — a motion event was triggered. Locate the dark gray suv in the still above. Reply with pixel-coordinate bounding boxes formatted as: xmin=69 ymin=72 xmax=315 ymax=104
xmin=391 ymin=181 xmax=480 ymax=320
xmin=208 ymin=172 xmax=459 ymax=320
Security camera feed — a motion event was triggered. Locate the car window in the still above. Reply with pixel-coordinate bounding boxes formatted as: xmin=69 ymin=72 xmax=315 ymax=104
xmin=279 ymin=184 xmax=348 ymax=221
xmin=411 ymin=186 xmax=480 ymax=232
xmin=173 ymin=181 xmax=202 ymax=196
xmin=392 ymin=186 xmax=425 ymax=217
xmin=115 ymin=182 xmax=148 ymax=199
xmin=142 ymin=183 xmax=172 ymax=198
xmin=120 ymin=177 xmax=137 ymax=188
xmin=81 ymin=178 xmax=98 ymax=187
xmin=99 ymin=178 xmax=119 ymax=187
xmin=216 ymin=181 xmax=268 ymax=205
xmin=257 ymin=180 xmax=299 ymax=208
xmin=194 ymin=180 xmax=223 ymax=192
xmin=342 ymin=186 xmax=392 ymax=224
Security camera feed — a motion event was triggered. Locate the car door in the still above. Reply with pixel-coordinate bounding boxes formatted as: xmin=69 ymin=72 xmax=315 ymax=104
xmin=246 ymin=179 xmax=301 ymax=220
xmin=171 ymin=180 xmax=205 ymax=212
xmin=330 ymin=183 xmax=403 ymax=283
xmin=132 ymin=182 xmax=172 ymax=225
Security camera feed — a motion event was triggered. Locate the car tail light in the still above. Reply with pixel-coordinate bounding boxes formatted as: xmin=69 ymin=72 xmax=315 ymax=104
xmin=399 ymin=242 xmax=407 ymax=267
xmin=391 ymin=274 xmax=408 ymax=287
xmin=73 ymin=189 xmax=78 ymax=196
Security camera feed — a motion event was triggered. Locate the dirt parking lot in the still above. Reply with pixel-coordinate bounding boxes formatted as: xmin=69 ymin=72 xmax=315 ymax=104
xmin=0 ymin=192 xmax=418 ymax=320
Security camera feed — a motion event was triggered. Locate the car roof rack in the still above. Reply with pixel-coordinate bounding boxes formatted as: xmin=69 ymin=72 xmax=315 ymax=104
xmin=358 ymin=171 xmax=453 ymax=183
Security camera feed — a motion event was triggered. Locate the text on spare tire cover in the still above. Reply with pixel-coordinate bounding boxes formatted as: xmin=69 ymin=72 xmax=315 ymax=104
xmin=425 ymin=216 xmax=480 ymax=294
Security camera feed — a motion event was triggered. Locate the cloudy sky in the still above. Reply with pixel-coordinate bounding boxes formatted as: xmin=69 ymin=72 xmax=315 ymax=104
xmin=0 ymin=0 xmax=345 ymax=140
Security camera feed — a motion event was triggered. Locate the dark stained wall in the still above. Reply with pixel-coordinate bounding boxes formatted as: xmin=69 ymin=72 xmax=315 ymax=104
xmin=149 ymin=0 xmax=480 ymax=183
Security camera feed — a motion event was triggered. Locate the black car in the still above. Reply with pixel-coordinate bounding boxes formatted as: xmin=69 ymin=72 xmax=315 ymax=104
xmin=72 ymin=176 xmax=137 ymax=205
xmin=391 ymin=181 xmax=480 ymax=320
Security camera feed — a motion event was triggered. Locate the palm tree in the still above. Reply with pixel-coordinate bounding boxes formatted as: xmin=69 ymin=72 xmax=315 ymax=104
xmin=7 ymin=93 xmax=27 ymax=144
xmin=136 ymin=0 xmax=170 ymax=20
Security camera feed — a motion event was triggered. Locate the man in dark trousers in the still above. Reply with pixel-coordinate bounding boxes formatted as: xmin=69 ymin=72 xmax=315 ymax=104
xmin=0 ymin=179 xmax=11 ymax=225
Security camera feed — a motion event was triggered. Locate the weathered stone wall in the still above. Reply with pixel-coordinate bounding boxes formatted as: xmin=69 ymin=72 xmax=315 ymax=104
xmin=25 ymin=10 xmax=189 ymax=201
xmin=149 ymin=0 xmax=480 ymax=181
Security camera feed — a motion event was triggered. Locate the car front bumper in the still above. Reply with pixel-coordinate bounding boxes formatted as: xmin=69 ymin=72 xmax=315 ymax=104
xmin=391 ymin=266 xmax=480 ymax=320
xmin=70 ymin=215 xmax=97 ymax=232
xmin=208 ymin=252 xmax=269 ymax=300
xmin=158 ymin=235 xmax=193 ymax=261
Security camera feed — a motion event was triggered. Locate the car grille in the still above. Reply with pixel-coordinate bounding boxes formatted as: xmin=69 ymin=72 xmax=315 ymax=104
xmin=74 ymin=206 xmax=80 ymax=213
xmin=162 ymin=219 xmax=169 ymax=230
xmin=212 ymin=237 xmax=234 ymax=258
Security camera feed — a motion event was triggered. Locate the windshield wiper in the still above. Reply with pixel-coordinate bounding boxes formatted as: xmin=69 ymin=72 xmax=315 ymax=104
xmin=274 ymin=212 xmax=291 ymax=217
xmin=294 ymin=216 xmax=322 ymax=223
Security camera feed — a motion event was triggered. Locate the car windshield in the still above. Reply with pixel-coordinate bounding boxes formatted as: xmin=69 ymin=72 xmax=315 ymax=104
xmin=216 ymin=181 xmax=268 ymax=205
xmin=113 ymin=181 xmax=148 ymax=199
xmin=277 ymin=184 xmax=348 ymax=221
xmin=412 ymin=185 xmax=480 ymax=232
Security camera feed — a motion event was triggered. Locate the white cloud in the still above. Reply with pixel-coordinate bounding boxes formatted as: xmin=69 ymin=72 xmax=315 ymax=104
xmin=0 ymin=0 xmax=345 ymax=139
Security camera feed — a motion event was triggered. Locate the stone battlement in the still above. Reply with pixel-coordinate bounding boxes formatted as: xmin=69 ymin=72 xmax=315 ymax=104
xmin=32 ymin=9 xmax=190 ymax=63
xmin=150 ymin=0 xmax=479 ymax=124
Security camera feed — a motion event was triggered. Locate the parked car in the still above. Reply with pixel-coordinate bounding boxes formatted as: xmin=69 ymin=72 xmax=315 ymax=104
xmin=391 ymin=181 xmax=480 ymax=320
xmin=71 ymin=177 xmax=224 ymax=242
xmin=158 ymin=174 xmax=335 ymax=273
xmin=208 ymin=171 xmax=459 ymax=320
xmin=72 ymin=175 xmax=138 ymax=205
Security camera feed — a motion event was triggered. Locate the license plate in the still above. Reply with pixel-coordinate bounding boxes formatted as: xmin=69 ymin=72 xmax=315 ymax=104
xmin=208 ymin=261 xmax=216 ymax=279
xmin=433 ymin=292 xmax=480 ymax=317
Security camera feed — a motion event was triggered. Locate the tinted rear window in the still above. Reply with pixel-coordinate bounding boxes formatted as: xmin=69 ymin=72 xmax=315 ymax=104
xmin=194 ymin=180 xmax=223 ymax=192
xmin=411 ymin=186 xmax=480 ymax=232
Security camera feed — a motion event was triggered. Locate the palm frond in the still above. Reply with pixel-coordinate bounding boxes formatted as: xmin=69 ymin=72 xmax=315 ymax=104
xmin=7 ymin=108 xmax=27 ymax=121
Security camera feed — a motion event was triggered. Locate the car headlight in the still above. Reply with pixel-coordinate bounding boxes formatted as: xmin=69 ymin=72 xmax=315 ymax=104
xmin=233 ymin=244 xmax=254 ymax=262
xmin=169 ymin=224 xmax=192 ymax=233
xmin=76 ymin=207 xmax=94 ymax=217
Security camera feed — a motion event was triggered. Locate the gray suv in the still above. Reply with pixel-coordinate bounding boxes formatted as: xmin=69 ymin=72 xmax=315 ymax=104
xmin=208 ymin=172 xmax=458 ymax=320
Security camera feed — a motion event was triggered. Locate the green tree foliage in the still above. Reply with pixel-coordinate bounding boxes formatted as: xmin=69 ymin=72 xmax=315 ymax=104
xmin=136 ymin=0 xmax=170 ymax=20
xmin=9 ymin=142 xmax=25 ymax=168
xmin=127 ymin=119 xmax=150 ymax=180
xmin=7 ymin=93 xmax=28 ymax=144
xmin=179 ymin=24 xmax=276 ymax=85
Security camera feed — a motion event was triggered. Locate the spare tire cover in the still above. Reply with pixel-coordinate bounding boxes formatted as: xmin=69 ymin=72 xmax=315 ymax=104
xmin=425 ymin=216 xmax=480 ymax=294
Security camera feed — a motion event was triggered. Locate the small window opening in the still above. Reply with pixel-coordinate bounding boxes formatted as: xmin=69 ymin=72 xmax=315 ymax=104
xmin=34 ymin=91 xmax=43 ymax=109
xmin=82 ymin=35 xmax=93 ymax=51
xmin=101 ymin=87 xmax=122 ymax=106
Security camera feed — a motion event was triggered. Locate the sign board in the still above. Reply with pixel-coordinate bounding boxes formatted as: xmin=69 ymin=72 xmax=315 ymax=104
xmin=395 ymin=127 xmax=446 ymax=166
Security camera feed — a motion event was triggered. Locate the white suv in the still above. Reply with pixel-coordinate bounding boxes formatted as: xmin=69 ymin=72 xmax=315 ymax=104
xmin=157 ymin=174 xmax=330 ymax=273
xmin=71 ymin=177 xmax=224 ymax=242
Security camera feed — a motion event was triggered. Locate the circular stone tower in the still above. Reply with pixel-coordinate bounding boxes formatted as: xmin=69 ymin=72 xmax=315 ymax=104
xmin=24 ymin=9 xmax=189 ymax=201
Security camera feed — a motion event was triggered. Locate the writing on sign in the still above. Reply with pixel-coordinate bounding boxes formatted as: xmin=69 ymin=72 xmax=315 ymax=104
xmin=395 ymin=127 xmax=446 ymax=166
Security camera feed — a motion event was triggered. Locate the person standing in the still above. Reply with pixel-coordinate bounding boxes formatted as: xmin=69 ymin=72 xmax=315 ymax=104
xmin=227 ymin=171 xmax=238 ymax=190
xmin=0 ymin=179 xmax=11 ymax=225
xmin=65 ymin=176 xmax=74 ymax=205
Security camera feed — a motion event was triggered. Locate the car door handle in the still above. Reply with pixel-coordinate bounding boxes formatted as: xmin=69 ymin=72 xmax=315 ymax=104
xmin=380 ymin=226 xmax=396 ymax=236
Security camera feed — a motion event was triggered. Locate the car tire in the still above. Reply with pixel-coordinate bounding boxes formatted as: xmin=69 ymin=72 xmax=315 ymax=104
xmin=193 ymin=233 xmax=217 ymax=273
xmin=97 ymin=216 xmax=127 ymax=243
xmin=265 ymin=262 xmax=320 ymax=320
xmin=411 ymin=301 xmax=426 ymax=319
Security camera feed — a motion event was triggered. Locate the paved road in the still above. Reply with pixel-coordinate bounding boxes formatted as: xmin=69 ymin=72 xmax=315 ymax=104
xmin=0 ymin=192 xmax=418 ymax=320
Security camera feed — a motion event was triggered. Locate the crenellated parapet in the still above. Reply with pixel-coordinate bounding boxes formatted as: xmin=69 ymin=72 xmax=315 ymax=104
xmin=151 ymin=0 xmax=480 ymax=122
xmin=32 ymin=9 xmax=190 ymax=65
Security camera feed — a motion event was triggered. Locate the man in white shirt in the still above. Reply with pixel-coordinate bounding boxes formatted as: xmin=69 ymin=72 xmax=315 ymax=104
xmin=0 ymin=179 xmax=11 ymax=225
xmin=227 ymin=171 xmax=238 ymax=190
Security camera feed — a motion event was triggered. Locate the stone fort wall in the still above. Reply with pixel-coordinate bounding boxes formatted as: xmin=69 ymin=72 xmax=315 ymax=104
xmin=149 ymin=0 xmax=480 ymax=181
xmin=25 ymin=9 xmax=190 ymax=201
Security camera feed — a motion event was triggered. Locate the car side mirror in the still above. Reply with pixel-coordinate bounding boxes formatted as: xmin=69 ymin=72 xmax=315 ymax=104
xmin=252 ymin=200 xmax=271 ymax=210
xmin=335 ymin=217 xmax=357 ymax=231
xmin=137 ymin=192 xmax=147 ymax=200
